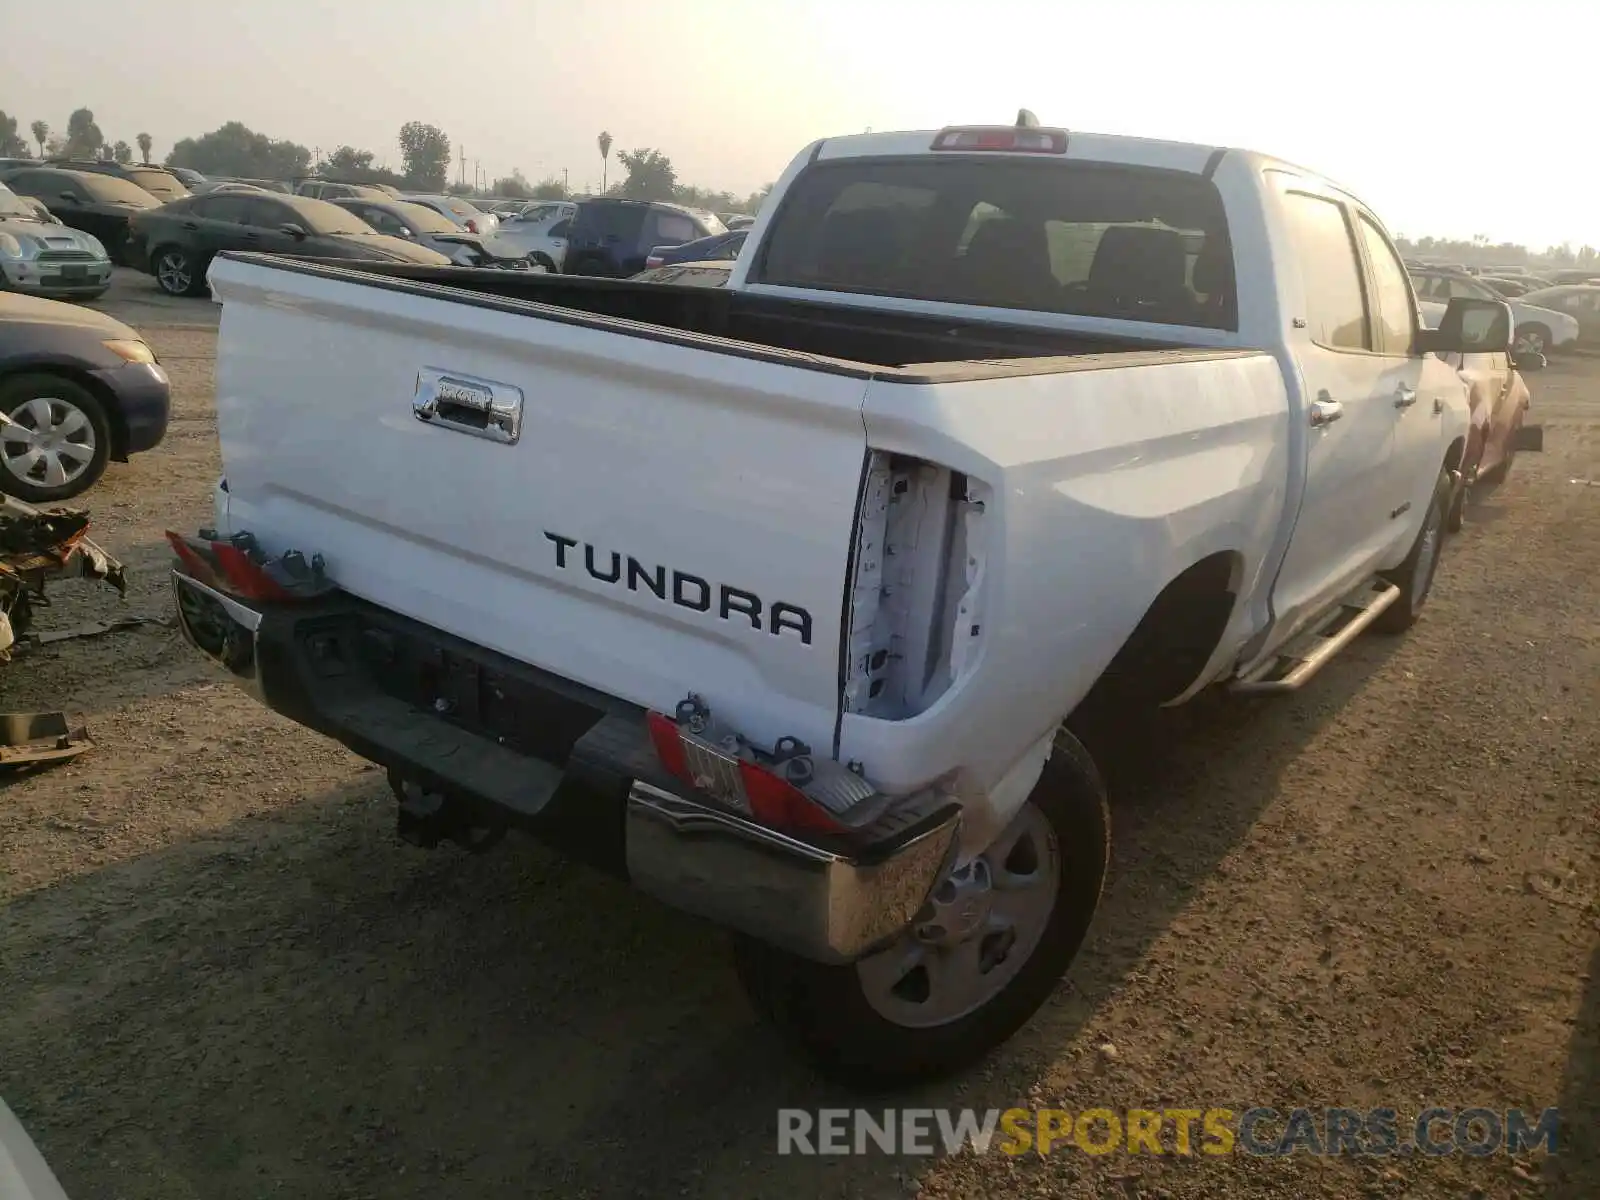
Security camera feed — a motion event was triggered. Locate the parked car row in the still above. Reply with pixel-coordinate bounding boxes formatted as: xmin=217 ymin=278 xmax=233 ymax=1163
xmin=1407 ymin=265 xmax=1581 ymax=357
xmin=128 ymin=192 xmax=458 ymax=295
xmin=0 ymin=154 xmax=769 ymax=300
xmin=0 ymin=166 xmax=158 ymax=270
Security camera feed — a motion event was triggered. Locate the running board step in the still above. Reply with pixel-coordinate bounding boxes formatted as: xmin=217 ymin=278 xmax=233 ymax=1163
xmin=1230 ymin=579 xmax=1402 ymax=695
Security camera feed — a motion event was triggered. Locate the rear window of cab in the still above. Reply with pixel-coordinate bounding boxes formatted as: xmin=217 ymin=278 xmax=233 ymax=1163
xmin=754 ymin=158 xmax=1237 ymax=330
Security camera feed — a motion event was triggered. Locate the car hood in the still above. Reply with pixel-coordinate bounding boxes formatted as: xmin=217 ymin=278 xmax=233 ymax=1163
xmin=0 ymin=219 xmax=106 ymax=256
xmin=348 ymin=233 xmax=452 ymax=264
xmin=0 ymin=290 xmax=137 ymax=337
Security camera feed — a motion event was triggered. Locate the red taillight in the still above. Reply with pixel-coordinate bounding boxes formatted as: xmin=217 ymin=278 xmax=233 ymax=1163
xmin=737 ymin=759 xmax=844 ymax=835
xmin=646 ymin=700 xmax=867 ymax=837
xmin=646 ymin=710 xmax=690 ymax=780
xmin=166 ymin=531 xmax=332 ymax=602
xmin=466 ymin=219 xmax=480 ymax=233
xmin=930 ymin=126 xmax=1068 ymax=153
xmin=645 ymin=255 xmax=664 ymax=268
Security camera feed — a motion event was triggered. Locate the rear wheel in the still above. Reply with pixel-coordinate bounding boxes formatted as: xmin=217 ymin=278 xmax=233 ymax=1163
xmin=153 ymin=246 xmax=206 ymax=297
xmin=1514 ymin=323 xmax=1551 ymax=357
xmin=1374 ymin=468 xmax=1450 ymax=634
xmin=732 ymin=728 xmax=1110 ymax=1090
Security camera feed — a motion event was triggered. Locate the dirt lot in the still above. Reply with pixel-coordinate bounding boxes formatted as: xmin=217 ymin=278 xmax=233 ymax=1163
xmin=1 ymin=270 xmax=1596 ymax=1200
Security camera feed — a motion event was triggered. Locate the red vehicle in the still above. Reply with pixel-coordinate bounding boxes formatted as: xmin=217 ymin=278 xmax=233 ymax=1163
xmin=1419 ymin=298 xmax=1543 ymax=529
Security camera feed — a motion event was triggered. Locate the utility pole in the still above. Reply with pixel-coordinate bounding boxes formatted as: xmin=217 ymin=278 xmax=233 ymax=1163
xmin=562 ymin=167 xmax=569 ymax=194
xmin=458 ymin=146 xmax=466 ymax=187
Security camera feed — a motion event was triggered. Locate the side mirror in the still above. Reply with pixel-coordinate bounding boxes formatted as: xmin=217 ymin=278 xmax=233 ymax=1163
xmin=58 ymin=191 xmax=78 ymax=203
xmin=1513 ymin=350 xmax=1547 ymax=373
xmin=400 ymin=228 xmax=415 ymax=239
xmin=1417 ymin=297 xmax=1512 ymax=355
xmin=280 ymin=223 xmax=307 ymax=239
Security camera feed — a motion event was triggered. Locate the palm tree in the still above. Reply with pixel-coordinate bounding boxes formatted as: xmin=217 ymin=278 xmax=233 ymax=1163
xmin=136 ymin=132 xmax=152 ymax=165
xmin=597 ymin=131 xmax=612 ymax=194
xmin=30 ymin=120 xmax=47 ymax=158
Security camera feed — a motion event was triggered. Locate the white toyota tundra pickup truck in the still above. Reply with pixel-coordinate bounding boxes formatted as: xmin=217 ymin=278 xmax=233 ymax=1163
xmin=170 ymin=114 xmax=1514 ymax=1087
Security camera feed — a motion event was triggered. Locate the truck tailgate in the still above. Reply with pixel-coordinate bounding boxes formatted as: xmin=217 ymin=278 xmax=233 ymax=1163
xmin=207 ymin=256 xmax=870 ymax=751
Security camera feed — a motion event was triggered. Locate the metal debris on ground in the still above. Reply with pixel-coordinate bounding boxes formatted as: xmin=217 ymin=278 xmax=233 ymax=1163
xmin=0 ymin=496 xmax=127 ymax=663
xmin=0 ymin=711 xmax=94 ymax=769
xmin=26 ymin=616 xmax=160 ymax=645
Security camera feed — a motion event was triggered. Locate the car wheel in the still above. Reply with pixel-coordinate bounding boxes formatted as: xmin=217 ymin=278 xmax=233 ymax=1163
xmin=529 ymin=252 xmax=556 ymax=272
xmin=732 ymin=728 xmax=1110 ymax=1090
xmin=1374 ymin=468 xmax=1450 ymax=635
xmin=1513 ymin=323 xmax=1551 ymax=357
xmin=0 ymin=373 xmax=113 ymax=502
xmin=153 ymin=246 xmax=206 ymax=297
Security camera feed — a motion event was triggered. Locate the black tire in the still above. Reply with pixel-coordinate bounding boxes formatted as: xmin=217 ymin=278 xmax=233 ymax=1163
xmin=1374 ymin=468 xmax=1450 ymax=635
xmin=1514 ymin=322 xmax=1552 ymax=358
xmin=732 ymin=728 xmax=1111 ymax=1091
xmin=565 ymin=252 xmax=613 ymax=278
xmin=152 ymin=245 xmax=207 ymax=297
xmin=0 ymin=373 xmax=113 ymax=502
xmin=529 ymin=252 xmax=557 ymax=272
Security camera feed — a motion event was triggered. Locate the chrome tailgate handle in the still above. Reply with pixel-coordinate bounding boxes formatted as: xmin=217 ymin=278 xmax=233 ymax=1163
xmin=413 ymin=368 xmax=523 ymax=445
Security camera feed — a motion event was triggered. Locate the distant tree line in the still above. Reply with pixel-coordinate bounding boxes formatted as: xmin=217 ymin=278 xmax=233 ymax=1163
xmin=2 ymin=110 xmax=766 ymax=216
xmin=1393 ymin=234 xmax=1598 ymax=271
xmin=0 ymin=107 xmax=155 ymax=167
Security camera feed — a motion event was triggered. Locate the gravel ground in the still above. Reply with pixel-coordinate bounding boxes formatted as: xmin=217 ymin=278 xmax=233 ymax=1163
xmin=0 ymin=270 xmax=1595 ymax=1200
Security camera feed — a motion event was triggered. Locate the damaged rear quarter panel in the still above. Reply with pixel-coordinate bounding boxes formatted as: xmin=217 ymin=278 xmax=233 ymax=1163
xmin=841 ymin=352 xmax=1291 ymax=825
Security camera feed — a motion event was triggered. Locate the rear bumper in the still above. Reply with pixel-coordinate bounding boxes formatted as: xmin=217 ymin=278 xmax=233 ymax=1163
xmin=170 ymin=571 xmax=958 ymax=963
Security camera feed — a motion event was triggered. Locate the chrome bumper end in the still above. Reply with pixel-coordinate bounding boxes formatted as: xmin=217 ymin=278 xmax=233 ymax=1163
xmin=171 ymin=570 xmax=265 ymax=703
xmin=625 ymin=780 xmax=961 ymax=965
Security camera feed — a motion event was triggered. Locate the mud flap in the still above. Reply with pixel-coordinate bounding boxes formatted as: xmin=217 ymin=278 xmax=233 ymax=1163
xmin=1513 ymin=424 xmax=1544 ymax=453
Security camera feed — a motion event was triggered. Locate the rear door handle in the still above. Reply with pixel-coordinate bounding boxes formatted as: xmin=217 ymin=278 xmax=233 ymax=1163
xmin=1310 ymin=395 xmax=1343 ymax=427
xmin=181 ymin=221 xmax=199 ymax=230
xmin=1394 ymin=384 xmax=1418 ymax=408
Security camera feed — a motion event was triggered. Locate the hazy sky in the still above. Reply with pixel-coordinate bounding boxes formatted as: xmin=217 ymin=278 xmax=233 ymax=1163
xmin=7 ymin=0 xmax=1594 ymax=248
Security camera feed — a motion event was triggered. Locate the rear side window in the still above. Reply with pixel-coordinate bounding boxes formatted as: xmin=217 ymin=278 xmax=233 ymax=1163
xmin=754 ymin=158 xmax=1237 ymax=329
xmin=583 ymin=203 xmax=647 ymax=242
xmin=649 ymin=212 xmax=700 ymax=246
xmin=1281 ymin=192 xmax=1367 ymax=350
xmin=1355 ymin=214 xmax=1415 ymax=354
xmin=4 ymin=171 xmax=50 ymax=193
xmin=242 ymin=199 xmax=293 ymax=229
xmin=192 ymin=195 xmax=251 ymax=224
xmin=357 ymin=206 xmax=409 ymax=237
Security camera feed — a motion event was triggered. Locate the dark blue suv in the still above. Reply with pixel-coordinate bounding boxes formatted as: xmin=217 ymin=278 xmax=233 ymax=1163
xmin=562 ymin=199 xmax=719 ymax=277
